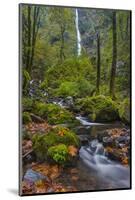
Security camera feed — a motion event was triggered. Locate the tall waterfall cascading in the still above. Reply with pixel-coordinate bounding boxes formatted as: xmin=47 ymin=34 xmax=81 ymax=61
xmin=75 ymin=9 xmax=81 ymax=56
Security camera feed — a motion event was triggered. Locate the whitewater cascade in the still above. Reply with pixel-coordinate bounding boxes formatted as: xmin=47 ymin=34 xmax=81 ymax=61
xmin=75 ymin=9 xmax=81 ymax=56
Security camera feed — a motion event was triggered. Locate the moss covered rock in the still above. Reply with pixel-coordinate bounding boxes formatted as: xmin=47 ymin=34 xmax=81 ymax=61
xmin=34 ymin=102 xmax=75 ymax=125
xmin=76 ymin=95 xmax=119 ymax=122
xmin=119 ymin=98 xmax=130 ymax=124
xmin=32 ymin=126 xmax=80 ymax=162
xmin=22 ymin=97 xmax=34 ymax=112
xmin=23 ymin=112 xmax=32 ymax=124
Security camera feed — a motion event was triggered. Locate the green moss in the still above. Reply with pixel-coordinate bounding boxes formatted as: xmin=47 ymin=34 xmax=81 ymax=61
xmin=119 ymin=98 xmax=130 ymax=124
xmin=22 ymin=97 xmax=34 ymax=112
xmin=47 ymin=144 xmax=68 ymax=164
xmin=34 ymin=102 xmax=75 ymax=125
xmin=23 ymin=112 xmax=32 ymax=124
xmin=76 ymin=95 xmax=119 ymax=122
xmin=32 ymin=126 xmax=80 ymax=161
xmin=22 ymin=69 xmax=31 ymax=95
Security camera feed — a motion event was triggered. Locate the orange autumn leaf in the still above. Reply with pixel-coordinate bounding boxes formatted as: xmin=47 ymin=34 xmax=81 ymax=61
xmin=105 ymin=147 xmax=113 ymax=153
xmin=58 ymin=130 xmax=65 ymax=136
xmin=121 ymin=157 xmax=128 ymax=165
xmin=68 ymin=145 xmax=78 ymax=156
xmin=32 ymin=164 xmax=61 ymax=180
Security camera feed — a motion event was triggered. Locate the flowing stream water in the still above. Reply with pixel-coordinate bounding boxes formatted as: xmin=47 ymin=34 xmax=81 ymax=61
xmin=52 ymin=99 xmax=130 ymax=190
xmin=75 ymin=9 xmax=81 ymax=56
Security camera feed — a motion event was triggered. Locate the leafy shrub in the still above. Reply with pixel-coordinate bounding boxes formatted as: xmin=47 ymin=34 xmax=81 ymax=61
xmin=47 ymin=144 xmax=68 ymax=164
xmin=76 ymin=78 xmax=95 ymax=97
xmin=41 ymin=57 xmax=94 ymax=90
xmin=23 ymin=112 xmax=32 ymax=124
xmin=118 ymin=98 xmax=130 ymax=124
xmin=54 ymin=79 xmax=95 ymax=98
xmin=76 ymin=95 xmax=119 ymax=122
xmin=55 ymin=81 xmax=78 ymax=97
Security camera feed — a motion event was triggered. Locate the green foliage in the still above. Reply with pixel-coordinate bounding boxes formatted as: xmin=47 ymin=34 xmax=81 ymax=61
xmin=47 ymin=144 xmax=68 ymax=164
xmin=118 ymin=98 xmax=130 ymax=124
xmin=23 ymin=112 xmax=32 ymax=124
xmin=76 ymin=95 xmax=119 ymax=122
xmin=23 ymin=131 xmax=31 ymax=140
xmin=32 ymin=134 xmax=48 ymax=160
xmin=22 ymin=69 xmax=31 ymax=95
xmin=22 ymin=97 xmax=34 ymax=112
xmin=34 ymin=102 xmax=74 ymax=124
xmin=55 ymin=81 xmax=78 ymax=97
xmin=55 ymin=79 xmax=95 ymax=98
xmin=32 ymin=126 xmax=80 ymax=161
xmin=42 ymin=57 xmax=94 ymax=90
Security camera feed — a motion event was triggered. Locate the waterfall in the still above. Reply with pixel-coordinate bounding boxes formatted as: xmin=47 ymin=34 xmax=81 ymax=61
xmin=75 ymin=9 xmax=81 ymax=56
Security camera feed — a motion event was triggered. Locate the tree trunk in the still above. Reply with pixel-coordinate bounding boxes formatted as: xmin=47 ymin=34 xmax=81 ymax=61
xmin=26 ymin=6 xmax=31 ymax=73
xmin=96 ymin=32 xmax=101 ymax=94
xmin=110 ymin=11 xmax=117 ymax=99
xmin=30 ymin=7 xmax=40 ymax=69
xmin=60 ymin=28 xmax=65 ymax=62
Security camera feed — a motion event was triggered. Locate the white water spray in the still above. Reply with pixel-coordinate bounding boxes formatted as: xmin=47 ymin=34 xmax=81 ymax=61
xmin=75 ymin=9 xmax=81 ymax=56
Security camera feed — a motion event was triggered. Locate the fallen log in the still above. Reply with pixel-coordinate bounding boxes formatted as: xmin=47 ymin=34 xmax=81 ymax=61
xmin=30 ymin=113 xmax=45 ymax=123
xmin=22 ymin=150 xmax=33 ymax=159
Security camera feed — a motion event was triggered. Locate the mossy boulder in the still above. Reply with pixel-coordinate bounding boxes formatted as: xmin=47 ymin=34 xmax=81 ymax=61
xmin=34 ymin=102 xmax=75 ymax=125
xmin=32 ymin=126 xmax=80 ymax=162
xmin=76 ymin=95 xmax=119 ymax=122
xmin=23 ymin=112 xmax=32 ymax=124
xmin=118 ymin=98 xmax=130 ymax=124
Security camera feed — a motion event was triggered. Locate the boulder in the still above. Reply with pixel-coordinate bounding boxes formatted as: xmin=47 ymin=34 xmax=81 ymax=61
xmin=103 ymin=136 xmax=114 ymax=147
xmin=24 ymin=169 xmax=50 ymax=183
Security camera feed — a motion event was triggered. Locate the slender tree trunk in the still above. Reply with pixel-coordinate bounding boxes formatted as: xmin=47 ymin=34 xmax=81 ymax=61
xmin=110 ymin=11 xmax=117 ymax=99
xmin=60 ymin=27 xmax=65 ymax=62
xmin=126 ymin=14 xmax=130 ymax=39
xmin=30 ymin=7 xmax=40 ymax=69
xmin=26 ymin=6 xmax=31 ymax=73
xmin=96 ymin=32 xmax=101 ymax=94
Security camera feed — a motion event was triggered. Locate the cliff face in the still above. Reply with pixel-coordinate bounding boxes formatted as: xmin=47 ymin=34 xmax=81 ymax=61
xmin=78 ymin=8 xmax=112 ymax=58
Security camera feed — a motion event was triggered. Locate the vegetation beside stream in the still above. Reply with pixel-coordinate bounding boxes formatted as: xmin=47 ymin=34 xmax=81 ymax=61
xmin=20 ymin=4 xmax=131 ymax=195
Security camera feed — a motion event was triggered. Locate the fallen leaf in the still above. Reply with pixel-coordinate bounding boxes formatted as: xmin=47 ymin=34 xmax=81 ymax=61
xmin=68 ymin=145 xmax=78 ymax=156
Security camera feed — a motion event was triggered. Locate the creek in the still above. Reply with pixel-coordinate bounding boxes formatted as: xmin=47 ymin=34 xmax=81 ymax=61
xmin=53 ymin=99 xmax=130 ymax=190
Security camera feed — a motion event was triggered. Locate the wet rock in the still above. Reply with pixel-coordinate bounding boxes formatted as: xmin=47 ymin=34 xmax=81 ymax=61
xmin=106 ymin=149 xmax=123 ymax=162
xmin=97 ymin=130 xmax=109 ymax=142
xmin=103 ymin=137 xmax=114 ymax=147
xmin=78 ymin=135 xmax=89 ymax=145
xmin=24 ymin=169 xmax=50 ymax=183
xmin=75 ymin=126 xmax=90 ymax=135
xmin=117 ymin=136 xmax=130 ymax=143
xmin=65 ymin=96 xmax=74 ymax=107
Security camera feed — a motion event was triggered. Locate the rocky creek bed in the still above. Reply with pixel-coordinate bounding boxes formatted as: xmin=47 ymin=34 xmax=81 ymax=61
xmin=21 ymin=111 xmax=130 ymax=194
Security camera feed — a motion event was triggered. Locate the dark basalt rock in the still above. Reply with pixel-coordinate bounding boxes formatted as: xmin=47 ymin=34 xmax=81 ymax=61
xmin=78 ymin=135 xmax=89 ymax=145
